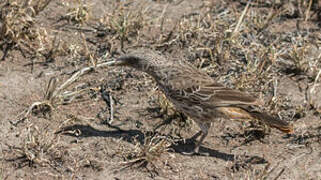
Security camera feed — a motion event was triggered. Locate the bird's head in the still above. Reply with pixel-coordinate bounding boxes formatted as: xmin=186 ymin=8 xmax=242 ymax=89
xmin=114 ymin=55 xmax=143 ymax=69
xmin=113 ymin=49 xmax=165 ymax=75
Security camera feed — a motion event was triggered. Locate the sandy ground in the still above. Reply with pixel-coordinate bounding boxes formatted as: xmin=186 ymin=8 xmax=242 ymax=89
xmin=1 ymin=0 xmax=321 ymax=179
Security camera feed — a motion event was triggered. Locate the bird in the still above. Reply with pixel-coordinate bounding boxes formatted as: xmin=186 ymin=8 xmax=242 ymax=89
xmin=112 ymin=48 xmax=294 ymax=154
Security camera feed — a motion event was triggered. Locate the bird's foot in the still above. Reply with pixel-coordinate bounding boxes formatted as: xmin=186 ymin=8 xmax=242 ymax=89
xmin=181 ymin=147 xmax=209 ymax=156
xmin=181 ymin=150 xmax=196 ymax=155
xmin=181 ymin=151 xmax=209 ymax=156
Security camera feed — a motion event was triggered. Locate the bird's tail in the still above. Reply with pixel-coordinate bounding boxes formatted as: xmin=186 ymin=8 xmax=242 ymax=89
xmin=216 ymin=107 xmax=294 ymax=134
xmin=249 ymin=111 xmax=294 ymax=134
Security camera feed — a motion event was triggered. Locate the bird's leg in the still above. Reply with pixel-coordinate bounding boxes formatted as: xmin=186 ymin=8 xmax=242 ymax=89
xmin=181 ymin=130 xmax=202 ymax=155
xmin=183 ymin=122 xmax=211 ymax=155
xmin=193 ymin=122 xmax=210 ymax=154
xmin=189 ymin=130 xmax=203 ymax=141
xmin=194 ymin=130 xmax=208 ymax=154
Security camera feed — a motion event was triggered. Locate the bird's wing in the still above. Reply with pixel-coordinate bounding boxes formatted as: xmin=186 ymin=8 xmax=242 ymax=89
xmin=166 ymin=67 xmax=259 ymax=107
xmin=180 ymin=82 xmax=259 ymax=106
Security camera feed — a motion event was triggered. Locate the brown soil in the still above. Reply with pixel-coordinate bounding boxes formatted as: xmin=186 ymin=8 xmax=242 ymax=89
xmin=1 ymin=0 xmax=321 ymax=179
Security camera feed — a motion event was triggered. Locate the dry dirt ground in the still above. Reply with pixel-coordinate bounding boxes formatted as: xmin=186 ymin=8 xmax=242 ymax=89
xmin=1 ymin=0 xmax=321 ymax=179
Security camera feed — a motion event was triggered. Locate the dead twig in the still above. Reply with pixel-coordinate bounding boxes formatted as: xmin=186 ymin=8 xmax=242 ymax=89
xmin=109 ymin=93 xmax=115 ymax=124
xmin=233 ymin=0 xmax=251 ymax=37
xmin=17 ymin=60 xmax=117 ymax=123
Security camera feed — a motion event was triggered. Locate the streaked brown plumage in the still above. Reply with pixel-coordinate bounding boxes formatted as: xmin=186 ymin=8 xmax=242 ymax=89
xmin=114 ymin=49 xmax=294 ymax=154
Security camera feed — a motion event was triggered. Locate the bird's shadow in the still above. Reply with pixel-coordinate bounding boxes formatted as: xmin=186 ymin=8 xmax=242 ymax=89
xmin=56 ymin=124 xmax=267 ymax=164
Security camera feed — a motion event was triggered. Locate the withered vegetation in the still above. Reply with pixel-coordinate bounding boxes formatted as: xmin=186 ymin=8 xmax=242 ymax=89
xmin=1 ymin=0 xmax=321 ymax=179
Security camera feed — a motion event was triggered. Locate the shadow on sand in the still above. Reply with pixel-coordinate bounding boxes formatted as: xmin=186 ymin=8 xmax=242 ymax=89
xmin=56 ymin=123 xmax=267 ymax=164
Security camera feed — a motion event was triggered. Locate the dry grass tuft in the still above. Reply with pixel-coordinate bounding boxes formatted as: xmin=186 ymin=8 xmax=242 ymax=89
xmin=99 ymin=1 xmax=146 ymax=49
xmin=4 ymin=124 xmax=67 ymax=169
xmin=63 ymin=1 xmax=91 ymax=24
xmin=117 ymin=133 xmax=173 ymax=175
xmin=232 ymin=162 xmax=285 ymax=180
xmin=0 ymin=0 xmax=52 ymax=61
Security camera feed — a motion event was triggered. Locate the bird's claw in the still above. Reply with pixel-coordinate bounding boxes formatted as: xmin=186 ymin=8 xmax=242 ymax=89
xmin=181 ymin=147 xmax=209 ymax=156
xmin=181 ymin=150 xmax=209 ymax=156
